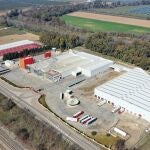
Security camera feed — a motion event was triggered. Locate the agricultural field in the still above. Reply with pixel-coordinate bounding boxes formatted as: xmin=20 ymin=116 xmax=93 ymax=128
xmin=87 ymin=5 xmax=150 ymax=20
xmin=61 ymin=15 xmax=150 ymax=34
xmin=0 ymin=32 xmax=39 ymax=44
xmin=0 ymin=26 xmax=39 ymax=44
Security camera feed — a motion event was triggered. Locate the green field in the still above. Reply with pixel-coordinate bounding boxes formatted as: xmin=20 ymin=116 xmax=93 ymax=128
xmin=61 ymin=15 xmax=150 ymax=34
xmin=0 ymin=27 xmax=25 ymax=36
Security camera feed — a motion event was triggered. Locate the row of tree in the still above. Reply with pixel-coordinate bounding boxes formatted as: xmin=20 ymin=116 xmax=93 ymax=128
xmin=40 ymin=32 xmax=80 ymax=50
xmin=3 ymin=45 xmax=51 ymax=60
xmin=85 ymin=33 xmax=150 ymax=71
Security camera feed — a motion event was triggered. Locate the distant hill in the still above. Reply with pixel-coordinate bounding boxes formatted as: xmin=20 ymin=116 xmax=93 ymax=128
xmin=0 ymin=0 xmax=67 ymax=11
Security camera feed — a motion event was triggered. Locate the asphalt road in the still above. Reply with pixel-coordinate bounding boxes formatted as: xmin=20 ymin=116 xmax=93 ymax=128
xmin=0 ymin=80 xmax=104 ymax=150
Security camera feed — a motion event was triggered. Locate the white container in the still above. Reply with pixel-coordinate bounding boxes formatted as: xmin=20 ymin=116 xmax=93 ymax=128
xmin=114 ymin=127 xmax=127 ymax=137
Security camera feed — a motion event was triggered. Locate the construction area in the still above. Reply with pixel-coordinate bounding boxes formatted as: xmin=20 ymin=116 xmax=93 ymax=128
xmin=0 ymin=47 xmax=150 ymax=149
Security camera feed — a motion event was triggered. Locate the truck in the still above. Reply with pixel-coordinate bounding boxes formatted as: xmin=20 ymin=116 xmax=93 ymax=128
xmin=81 ymin=117 xmax=92 ymax=124
xmin=86 ymin=117 xmax=97 ymax=126
xmin=73 ymin=111 xmax=84 ymax=118
xmin=66 ymin=117 xmax=79 ymax=122
xmin=112 ymin=106 xmax=121 ymax=113
xmin=79 ymin=115 xmax=90 ymax=123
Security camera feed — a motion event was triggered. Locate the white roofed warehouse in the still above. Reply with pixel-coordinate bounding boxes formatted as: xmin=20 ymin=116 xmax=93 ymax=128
xmin=29 ymin=51 xmax=114 ymax=82
xmin=94 ymin=68 xmax=150 ymax=122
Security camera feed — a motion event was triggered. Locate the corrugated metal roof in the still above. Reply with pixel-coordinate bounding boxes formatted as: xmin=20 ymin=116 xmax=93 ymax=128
xmin=0 ymin=40 xmax=34 ymax=51
xmin=96 ymin=68 xmax=150 ymax=111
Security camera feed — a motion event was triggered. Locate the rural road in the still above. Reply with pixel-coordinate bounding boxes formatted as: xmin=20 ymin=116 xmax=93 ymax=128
xmin=0 ymin=79 xmax=104 ymax=150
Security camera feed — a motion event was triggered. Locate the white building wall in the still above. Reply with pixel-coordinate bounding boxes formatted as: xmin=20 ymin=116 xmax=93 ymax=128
xmin=94 ymin=88 xmax=150 ymax=122
xmin=82 ymin=62 xmax=113 ymax=77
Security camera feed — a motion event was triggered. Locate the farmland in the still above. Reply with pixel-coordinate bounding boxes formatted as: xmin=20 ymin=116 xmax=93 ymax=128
xmin=0 ymin=33 xmax=39 ymax=45
xmin=87 ymin=5 xmax=150 ymax=20
xmin=0 ymin=26 xmax=39 ymax=44
xmin=61 ymin=15 xmax=150 ymax=34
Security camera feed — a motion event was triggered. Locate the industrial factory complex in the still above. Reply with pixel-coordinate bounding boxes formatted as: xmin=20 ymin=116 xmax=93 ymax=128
xmin=0 ymin=39 xmax=150 ymax=149
xmin=10 ymin=47 xmax=149 ymax=123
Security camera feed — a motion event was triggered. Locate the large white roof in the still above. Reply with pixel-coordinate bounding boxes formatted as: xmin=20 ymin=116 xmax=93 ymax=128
xmin=30 ymin=51 xmax=113 ymax=77
xmin=95 ymin=68 xmax=150 ymax=111
xmin=0 ymin=40 xmax=34 ymax=51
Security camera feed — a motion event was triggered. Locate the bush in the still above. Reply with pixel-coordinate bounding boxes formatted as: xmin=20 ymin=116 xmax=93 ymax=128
xmin=115 ymin=139 xmax=125 ymax=150
xmin=17 ymin=128 xmax=30 ymax=141
xmin=37 ymin=144 xmax=47 ymax=150
xmin=91 ymin=131 xmax=97 ymax=136
xmin=2 ymin=99 xmax=16 ymax=111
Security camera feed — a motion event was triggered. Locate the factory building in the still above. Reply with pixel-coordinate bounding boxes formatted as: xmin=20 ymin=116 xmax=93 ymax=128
xmin=94 ymin=68 xmax=150 ymax=122
xmin=28 ymin=51 xmax=113 ymax=81
xmin=0 ymin=40 xmax=41 ymax=56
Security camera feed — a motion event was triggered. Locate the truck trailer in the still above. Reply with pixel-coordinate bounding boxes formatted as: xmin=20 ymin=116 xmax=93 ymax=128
xmin=73 ymin=111 xmax=84 ymax=118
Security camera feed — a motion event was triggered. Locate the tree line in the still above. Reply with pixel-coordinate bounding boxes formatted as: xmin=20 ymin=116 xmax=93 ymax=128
xmin=40 ymin=32 xmax=80 ymax=50
xmin=85 ymin=33 xmax=150 ymax=71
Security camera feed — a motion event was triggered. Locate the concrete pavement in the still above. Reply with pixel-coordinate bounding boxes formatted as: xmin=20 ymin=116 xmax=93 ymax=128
xmin=0 ymin=79 xmax=105 ymax=150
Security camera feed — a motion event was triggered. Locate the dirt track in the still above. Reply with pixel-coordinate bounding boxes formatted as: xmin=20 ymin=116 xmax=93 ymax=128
xmin=68 ymin=12 xmax=150 ymax=28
